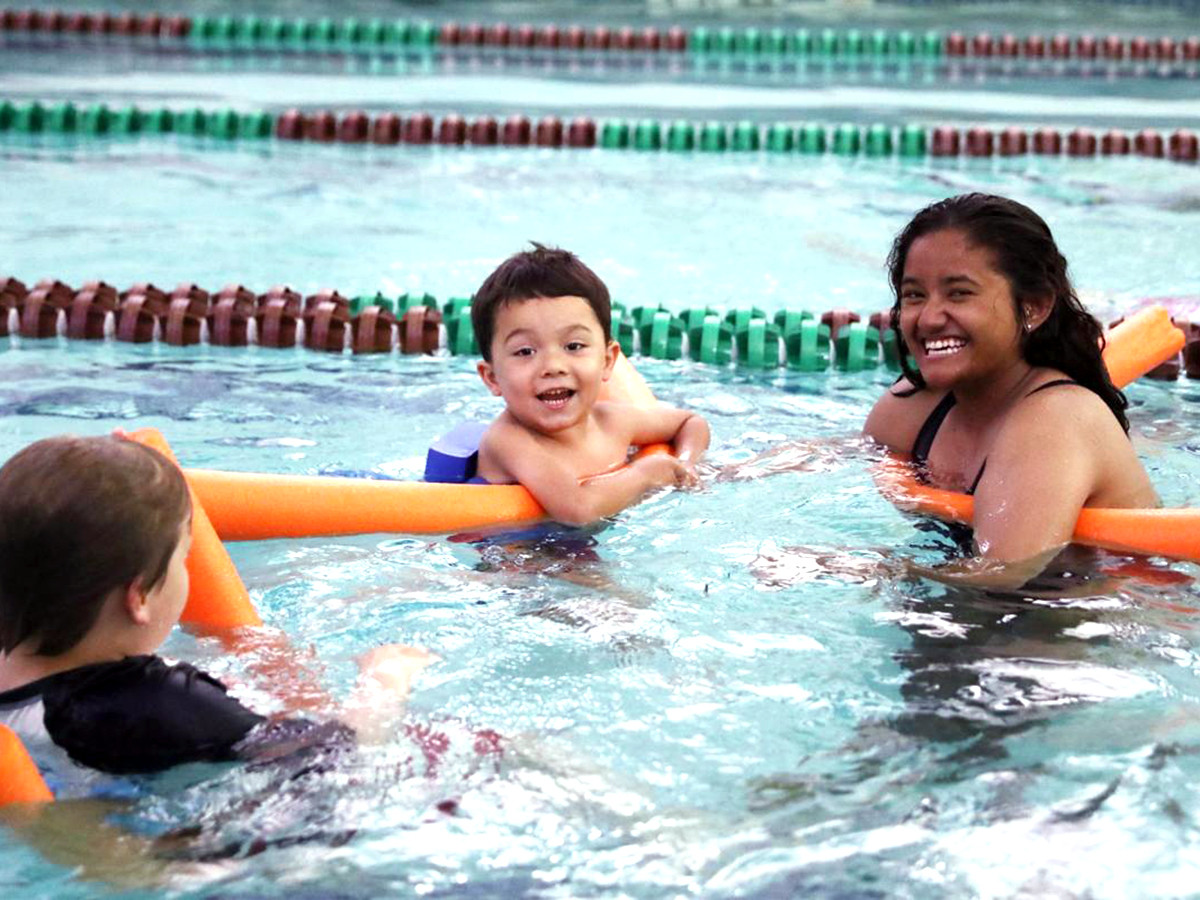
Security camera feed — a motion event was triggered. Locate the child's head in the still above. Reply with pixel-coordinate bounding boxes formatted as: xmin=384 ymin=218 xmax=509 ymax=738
xmin=471 ymin=243 xmax=612 ymax=363
xmin=0 ymin=435 xmax=192 ymax=657
xmin=473 ymin=246 xmax=619 ymax=435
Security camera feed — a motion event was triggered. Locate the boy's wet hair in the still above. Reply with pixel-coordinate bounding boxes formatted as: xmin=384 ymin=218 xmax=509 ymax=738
xmin=0 ymin=435 xmax=192 ymax=656
xmin=471 ymin=243 xmax=612 ymax=362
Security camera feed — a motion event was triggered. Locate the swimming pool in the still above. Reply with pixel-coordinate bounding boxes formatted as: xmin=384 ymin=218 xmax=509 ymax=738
xmin=4 ymin=3 xmax=1200 ymax=898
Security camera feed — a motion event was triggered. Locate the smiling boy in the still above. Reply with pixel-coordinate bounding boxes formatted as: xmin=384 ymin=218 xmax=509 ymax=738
xmin=471 ymin=244 xmax=710 ymax=526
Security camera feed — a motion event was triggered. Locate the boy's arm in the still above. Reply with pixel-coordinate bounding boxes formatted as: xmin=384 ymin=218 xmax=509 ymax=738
xmin=618 ymin=403 xmax=711 ymax=474
xmin=484 ymin=422 xmax=688 ymax=527
xmin=342 ymin=645 xmax=438 ymax=744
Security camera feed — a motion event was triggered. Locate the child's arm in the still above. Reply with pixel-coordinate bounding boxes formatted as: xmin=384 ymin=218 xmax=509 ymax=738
xmin=340 ymin=645 xmax=438 ymax=745
xmin=483 ymin=421 xmax=691 ymax=527
xmin=714 ymin=438 xmax=850 ymax=482
xmin=618 ymin=403 xmax=710 ymax=484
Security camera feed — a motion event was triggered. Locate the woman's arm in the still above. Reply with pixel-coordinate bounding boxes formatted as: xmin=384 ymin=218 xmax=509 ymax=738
xmin=862 ymin=379 xmax=943 ymax=451
xmin=878 ymin=387 xmax=1141 ymax=590
xmin=970 ymin=396 xmax=1102 ymax=566
xmin=715 ymin=438 xmax=852 ymax=482
xmin=718 ymin=382 xmax=939 ymax=482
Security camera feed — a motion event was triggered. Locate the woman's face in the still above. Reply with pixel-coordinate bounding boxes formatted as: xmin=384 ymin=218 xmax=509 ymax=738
xmin=898 ymin=228 xmax=1025 ymax=391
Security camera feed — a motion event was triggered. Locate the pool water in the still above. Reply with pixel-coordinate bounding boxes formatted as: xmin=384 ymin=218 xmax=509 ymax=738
xmin=5 ymin=5 xmax=1200 ymax=898
xmin=2 ymin=333 xmax=1199 ymax=898
xmin=4 ymin=141 xmax=1200 ymax=314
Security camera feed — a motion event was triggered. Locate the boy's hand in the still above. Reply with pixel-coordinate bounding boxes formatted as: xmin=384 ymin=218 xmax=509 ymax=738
xmin=634 ymin=453 xmax=692 ymax=489
xmin=676 ymin=459 xmax=701 ymax=489
xmin=345 ymin=645 xmax=438 ymax=743
xmin=623 ymin=406 xmax=710 ymax=484
xmin=357 ymin=645 xmax=438 ymax=695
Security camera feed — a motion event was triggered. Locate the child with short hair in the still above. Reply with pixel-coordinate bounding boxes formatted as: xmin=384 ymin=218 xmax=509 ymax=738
xmin=0 ymin=434 xmax=432 ymax=794
xmin=472 ymin=244 xmax=710 ymax=526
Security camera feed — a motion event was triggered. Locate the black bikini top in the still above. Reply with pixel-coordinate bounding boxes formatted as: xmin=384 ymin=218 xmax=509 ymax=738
xmin=910 ymin=379 xmax=1079 ymax=495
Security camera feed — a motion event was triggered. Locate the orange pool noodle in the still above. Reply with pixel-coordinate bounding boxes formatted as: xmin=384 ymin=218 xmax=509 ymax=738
xmin=876 ymin=459 xmax=1200 ymax=562
xmin=128 ymin=428 xmax=261 ymax=628
xmin=1102 ymin=305 xmax=1186 ymax=389
xmin=188 ymin=350 xmax=666 ymax=540
xmin=172 ymin=308 xmax=1189 ymax=555
xmin=878 ymin=305 xmax=1197 ymax=561
xmin=0 ymin=724 xmax=52 ymax=806
xmin=187 ymin=473 xmax=545 ymax=541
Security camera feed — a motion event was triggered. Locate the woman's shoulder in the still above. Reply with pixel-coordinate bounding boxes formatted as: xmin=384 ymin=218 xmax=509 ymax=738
xmin=1011 ymin=370 xmax=1120 ymax=430
xmin=990 ymin=369 xmax=1156 ymax=506
xmin=995 ymin=370 xmax=1127 ymax=458
xmin=863 ymin=379 xmax=950 ymax=453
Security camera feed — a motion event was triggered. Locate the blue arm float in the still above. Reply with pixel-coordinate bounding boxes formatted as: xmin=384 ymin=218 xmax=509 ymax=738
xmin=424 ymin=421 xmax=489 ymax=483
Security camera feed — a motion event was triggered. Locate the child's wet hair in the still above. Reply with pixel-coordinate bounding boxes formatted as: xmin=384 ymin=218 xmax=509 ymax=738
xmin=0 ymin=435 xmax=192 ymax=656
xmin=471 ymin=243 xmax=612 ymax=361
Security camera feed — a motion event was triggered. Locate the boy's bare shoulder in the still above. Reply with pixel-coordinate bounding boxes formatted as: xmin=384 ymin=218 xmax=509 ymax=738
xmin=592 ymin=399 xmax=645 ymax=435
xmin=593 ymin=398 xmax=666 ymax=418
xmin=477 ymin=414 xmax=530 ymax=483
xmin=480 ymin=412 xmax=533 ymax=451
xmin=480 ymin=411 xmax=558 ymax=465
xmin=592 ymin=399 xmax=626 ymax=420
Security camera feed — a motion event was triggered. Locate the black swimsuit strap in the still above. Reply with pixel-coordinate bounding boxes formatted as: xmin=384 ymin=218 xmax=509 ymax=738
xmin=967 ymin=461 xmax=987 ymax=495
xmin=1024 ymin=378 xmax=1078 ymax=397
xmin=911 ymin=391 xmax=956 ymax=468
xmin=910 ymin=379 xmax=1078 ymax=495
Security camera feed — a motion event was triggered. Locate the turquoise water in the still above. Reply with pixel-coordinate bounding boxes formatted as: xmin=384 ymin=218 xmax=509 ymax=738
xmin=4 ymin=141 xmax=1200 ymax=315
xmin=5 ymin=8 xmax=1200 ymax=896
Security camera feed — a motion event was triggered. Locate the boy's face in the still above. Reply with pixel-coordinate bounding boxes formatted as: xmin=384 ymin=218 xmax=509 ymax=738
xmin=478 ymin=295 xmax=618 ymax=436
xmin=136 ymin=517 xmax=192 ymax=653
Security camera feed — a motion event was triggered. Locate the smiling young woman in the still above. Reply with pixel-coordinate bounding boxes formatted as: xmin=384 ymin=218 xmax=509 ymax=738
xmin=863 ymin=193 xmax=1159 ymax=572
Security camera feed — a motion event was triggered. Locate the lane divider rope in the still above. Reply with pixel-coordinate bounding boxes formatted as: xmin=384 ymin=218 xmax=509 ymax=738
xmin=1 ymin=101 xmax=1198 ymax=164
xmin=3 ymin=276 xmax=1198 ymax=378
xmin=2 ymin=11 xmax=1199 ymax=75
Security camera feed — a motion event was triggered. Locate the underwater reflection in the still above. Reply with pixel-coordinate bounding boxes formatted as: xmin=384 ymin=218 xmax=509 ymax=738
xmin=750 ymin=534 xmax=1197 ymax=818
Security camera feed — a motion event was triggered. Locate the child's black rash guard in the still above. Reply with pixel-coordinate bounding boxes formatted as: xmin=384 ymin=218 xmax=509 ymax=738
xmin=0 ymin=654 xmax=349 ymax=794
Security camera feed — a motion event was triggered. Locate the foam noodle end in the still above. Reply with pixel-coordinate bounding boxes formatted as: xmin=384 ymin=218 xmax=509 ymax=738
xmin=1102 ymin=305 xmax=1186 ymax=389
xmin=126 ymin=429 xmax=262 ymax=629
xmin=0 ymin=724 xmax=53 ymax=805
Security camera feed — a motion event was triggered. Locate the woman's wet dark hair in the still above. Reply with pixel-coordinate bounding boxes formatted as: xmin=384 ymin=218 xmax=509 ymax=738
xmin=887 ymin=193 xmax=1129 ymax=434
